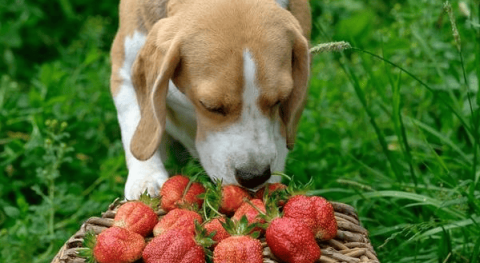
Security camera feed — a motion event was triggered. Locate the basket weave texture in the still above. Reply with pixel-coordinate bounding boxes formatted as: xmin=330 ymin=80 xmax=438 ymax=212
xmin=52 ymin=200 xmax=379 ymax=263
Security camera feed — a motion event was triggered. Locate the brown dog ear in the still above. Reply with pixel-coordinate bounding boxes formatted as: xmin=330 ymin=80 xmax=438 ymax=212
xmin=130 ymin=26 xmax=181 ymax=161
xmin=280 ymin=29 xmax=310 ymax=150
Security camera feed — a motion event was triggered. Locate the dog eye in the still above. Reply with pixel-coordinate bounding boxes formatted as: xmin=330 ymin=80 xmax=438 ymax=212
xmin=200 ymin=100 xmax=227 ymax=116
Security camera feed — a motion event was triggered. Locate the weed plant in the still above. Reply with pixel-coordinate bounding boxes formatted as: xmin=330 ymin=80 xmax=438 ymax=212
xmin=0 ymin=0 xmax=479 ymax=262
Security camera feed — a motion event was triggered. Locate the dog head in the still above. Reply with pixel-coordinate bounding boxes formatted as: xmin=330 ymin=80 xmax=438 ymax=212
xmin=130 ymin=0 xmax=310 ymax=189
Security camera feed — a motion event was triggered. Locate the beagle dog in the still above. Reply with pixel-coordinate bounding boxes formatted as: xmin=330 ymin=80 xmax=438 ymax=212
xmin=110 ymin=0 xmax=311 ymax=199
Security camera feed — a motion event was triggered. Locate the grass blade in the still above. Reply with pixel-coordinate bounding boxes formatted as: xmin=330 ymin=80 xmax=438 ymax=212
xmin=351 ymin=47 xmax=473 ymax=137
xmin=409 ymin=118 xmax=471 ymax=165
xmin=439 ymin=227 xmax=452 ymax=263
xmin=339 ymin=59 xmax=404 ymax=183
xmin=444 ymin=0 xmax=479 ymax=189
xmin=338 ymin=190 xmax=465 ymax=219
xmin=392 ymin=72 xmax=418 ymax=187
xmin=415 ymin=215 xmax=480 ymax=240
xmin=471 ymin=236 xmax=480 ymax=263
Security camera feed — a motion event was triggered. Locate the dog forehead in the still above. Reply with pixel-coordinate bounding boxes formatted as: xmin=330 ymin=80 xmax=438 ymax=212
xmin=181 ymin=33 xmax=292 ymax=98
xmin=177 ymin=0 xmax=295 ymax=59
xmin=186 ymin=47 xmax=291 ymax=110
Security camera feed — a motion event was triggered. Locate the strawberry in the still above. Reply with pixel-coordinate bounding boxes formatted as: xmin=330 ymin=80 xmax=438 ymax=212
xmin=160 ymin=175 xmax=206 ymax=212
xmin=213 ymin=235 xmax=263 ymax=263
xmin=256 ymin=192 xmax=322 ymax=263
xmin=79 ymin=227 xmax=145 ymax=263
xmin=254 ymin=182 xmax=287 ymax=200
xmin=113 ymin=194 xmax=159 ymax=237
xmin=204 ymin=217 xmax=230 ymax=248
xmin=231 ymin=199 xmax=266 ymax=235
xmin=283 ymin=195 xmax=337 ymax=240
xmin=213 ymin=216 xmax=263 ymax=263
xmin=266 ymin=217 xmax=321 ymax=263
xmin=143 ymin=229 xmax=206 ymax=263
xmin=153 ymin=208 xmax=203 ymax=236
xmin=232 ymin=199 xmax=266 ymax=225
xmin=219 ymin=185 xmax=251 ymax=215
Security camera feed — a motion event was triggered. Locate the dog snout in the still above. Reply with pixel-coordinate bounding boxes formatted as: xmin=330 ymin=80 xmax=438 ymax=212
xmin=235 ymin=165 xmax=271 ymax=189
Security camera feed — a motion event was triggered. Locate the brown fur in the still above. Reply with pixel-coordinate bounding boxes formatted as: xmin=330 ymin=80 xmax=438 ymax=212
xmin=111 ymin=0 xmax=311 ymax=160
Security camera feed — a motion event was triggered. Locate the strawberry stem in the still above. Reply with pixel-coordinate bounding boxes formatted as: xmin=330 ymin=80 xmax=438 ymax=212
xmin=272 ymin=171 xmax=292 ymax=181
xmin=200 ymin=178 xmax=223 ymax=220
xmin=181 ymin=175 xmax=196 ymax=200
xmin=243 ymin=198 xmax=266 ymax=216
xmin=205 ymin=197 xmax=223 ymax=217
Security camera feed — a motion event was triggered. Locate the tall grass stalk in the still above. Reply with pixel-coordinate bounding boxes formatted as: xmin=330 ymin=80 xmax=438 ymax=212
xmin=339 ymin=60 xmax=404 ymax=183
xmin=444 ymin=1 xmax=479 ymax=198
xmin=393 ymin=73 xmax=418 ymax=186
xmin=350 ymin=47 xmax=473 ymax=137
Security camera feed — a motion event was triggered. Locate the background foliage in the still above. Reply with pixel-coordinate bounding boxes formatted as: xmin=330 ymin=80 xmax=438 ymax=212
xmin=1 ymin=0 xmax=479 ymax=262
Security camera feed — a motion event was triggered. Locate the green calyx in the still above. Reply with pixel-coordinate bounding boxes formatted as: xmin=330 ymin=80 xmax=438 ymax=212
xmin=194 ymin=220 xmax=216 ymax=257
xmin=272 ymin=172 xmax=314 ymax=197
xmin=260 ymin=183 xmax=288 ymax=207
xmin=221 ymin=215 xmax=261 ymax=239
xmin=259 ymin=193 xmax=282 ymax=224
xmin=176 ymin=200 xmax=202 ymax=213
xmin=139 ymin=191 xmax=161 ymax=211
xmin=77 ymin=230 xmax=97 ymax=263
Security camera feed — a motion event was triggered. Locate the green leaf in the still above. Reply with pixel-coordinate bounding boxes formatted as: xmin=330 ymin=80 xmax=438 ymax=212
xmin=3 ymin=206 xmax=20 ymax=218
xmin=77 ymin=231 xmax=97 ymax=263
xmin=139 ymin=191 xmax=161 ymax=210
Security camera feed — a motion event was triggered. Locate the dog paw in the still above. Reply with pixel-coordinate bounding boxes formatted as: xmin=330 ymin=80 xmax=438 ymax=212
xmin=124 ymin=169 xmax=169 ymax=200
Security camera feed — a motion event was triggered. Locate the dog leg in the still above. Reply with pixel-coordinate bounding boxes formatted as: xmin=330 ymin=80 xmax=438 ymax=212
xmin=111 ymin=31 xmax=169 ymax=200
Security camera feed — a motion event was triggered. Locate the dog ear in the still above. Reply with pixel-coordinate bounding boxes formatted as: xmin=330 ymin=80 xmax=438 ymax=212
xmin=280 ymin=28 xmax=310 ymax=150
xmin=130 ymin=24 xmax=181 ymax=161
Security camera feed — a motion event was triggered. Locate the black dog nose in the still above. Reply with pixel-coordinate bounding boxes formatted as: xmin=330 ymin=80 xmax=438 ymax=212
xmin=235 ymin=165 xmax=271 ymax=189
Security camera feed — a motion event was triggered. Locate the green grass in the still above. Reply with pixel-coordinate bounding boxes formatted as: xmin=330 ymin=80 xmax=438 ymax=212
xmin=0 ymin=0 xmax=479 ymax=262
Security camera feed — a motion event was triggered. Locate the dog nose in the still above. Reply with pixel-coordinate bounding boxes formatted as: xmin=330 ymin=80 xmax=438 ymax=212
xmin=235 ymin=165 xmax=271 ymax=189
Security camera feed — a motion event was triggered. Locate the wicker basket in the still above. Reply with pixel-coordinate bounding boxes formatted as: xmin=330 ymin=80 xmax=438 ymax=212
xmin=52 ymin=200 xmax=379 ymax=263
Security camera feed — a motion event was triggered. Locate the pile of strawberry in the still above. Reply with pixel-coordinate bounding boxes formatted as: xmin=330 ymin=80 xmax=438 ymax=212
xmin=78 ymin=174 xmax=338 ymax=263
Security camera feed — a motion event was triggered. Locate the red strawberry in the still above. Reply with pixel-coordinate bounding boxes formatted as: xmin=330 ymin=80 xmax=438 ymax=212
xmin=283 ymin=195 xmax=337 ymax=240
xmin=213 ymin=216 xmax=263 ymax=263
xmin=213 ymin=235 xmax=263 ymax=263
xmin=204 ymin=217 xmax=231 ymax=248
xmin=113 ymin=196 xmax=159 ymax=237
xmin=232 ymin=199 xmax=266 ymax=225
xmin=254 ymin=183 xmax=287 ymax=200
xmin=232 ymin=199 xmax=266 ymax=235
xmin=180 ymin=181 xmax=206 ymax=207
xmin=266 ymin=217 xmax=321 ymax=263
xmin=219 ymin=185 xmax=251 ymax=215
xmin=143 ymin=229 xmax=205 ymax=263
xmin=153 ymin=208 xmax=203 ymax=236
xmin=79 ymin=227 xmax=145 ymax=263
xmin=160 ymin=175 xmax=206 ymax=212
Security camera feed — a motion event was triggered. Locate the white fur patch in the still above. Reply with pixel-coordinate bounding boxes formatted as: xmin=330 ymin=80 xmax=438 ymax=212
xmin=113 ymin=31 xmax=168 ymax=200
xmin=196 ymin=50 xmax=286 ymax=187
xmin=165 ymin=81 xmax=198 ymax=157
